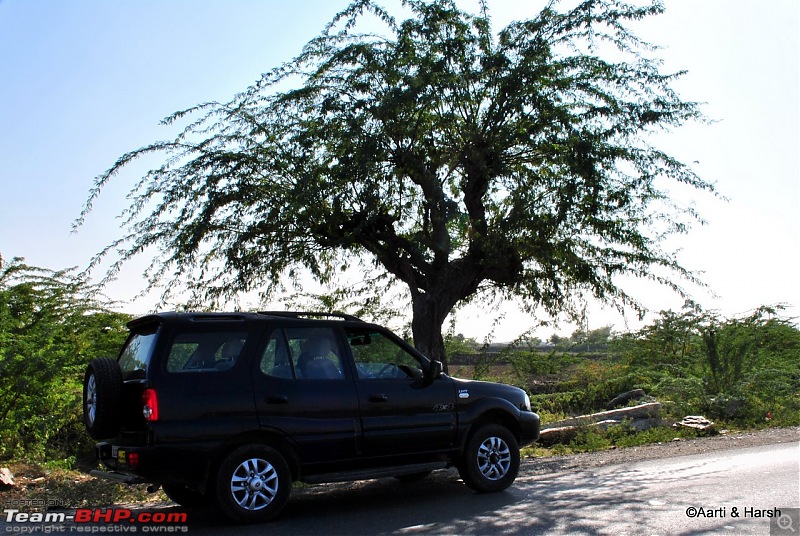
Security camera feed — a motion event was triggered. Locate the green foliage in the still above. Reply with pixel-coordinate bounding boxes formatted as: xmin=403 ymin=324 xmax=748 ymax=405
xmin=443 ymin=332 xmax=480 ymax=358
xmin=529 ymin=364 xmax=649 ymax=417
xmin=652 ymin=375 xmax=705 ymax=418
xmin=524 ymin=423 xmax=705 ymax=457
xmin=603 ymin=423 xmax=700 ymax=448
xmin=615 ymin=306 xmax=800 ymax=425
xmin=568 ymin=428 xmax=611 ymax=453
xmin=464 ymin=304 xmax=798 ymax=449
xmin=0 ymin=255 xmax=131 ymax=460
xmin=520 ymin=305 xmax=799 ymax=430
xmin=530 ymin=390 xmax=585 ymax=421
xmin=510 ymin=349 xmax=579 ymax=379
xmin=77 ymin=0 xmax=713 ymax=364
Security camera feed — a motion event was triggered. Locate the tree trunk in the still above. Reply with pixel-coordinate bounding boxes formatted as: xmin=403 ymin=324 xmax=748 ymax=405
xmin=411 ymin=293 xmax=450 ymax=373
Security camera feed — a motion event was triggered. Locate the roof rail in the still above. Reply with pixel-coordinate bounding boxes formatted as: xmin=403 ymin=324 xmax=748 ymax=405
xmin=258 ymin=311 xmax=363 ymax=322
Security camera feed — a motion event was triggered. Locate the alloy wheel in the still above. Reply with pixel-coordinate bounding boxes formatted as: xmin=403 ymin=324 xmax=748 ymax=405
xmin=229 ymin=457 xmax=279 ymax=511
xmin=476 ymin=435 xmax=511 ymax=480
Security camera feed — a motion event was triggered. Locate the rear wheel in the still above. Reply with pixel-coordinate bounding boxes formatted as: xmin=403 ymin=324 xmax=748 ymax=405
xmin=458 ymin=424 xmax=519 ymax=493
xmin=215 ymin=444 xmax=291 ymax=523
xmin=83 ymin=357 xmax=123 ymax=439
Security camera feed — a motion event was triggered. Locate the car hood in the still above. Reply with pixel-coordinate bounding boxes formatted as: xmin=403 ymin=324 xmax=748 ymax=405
xmin=449 ymin=376 xmax=529 ymax=410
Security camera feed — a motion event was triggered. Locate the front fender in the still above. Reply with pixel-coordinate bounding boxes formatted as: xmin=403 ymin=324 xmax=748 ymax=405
xmin=457 ymin=396 xmax=540 ymax=448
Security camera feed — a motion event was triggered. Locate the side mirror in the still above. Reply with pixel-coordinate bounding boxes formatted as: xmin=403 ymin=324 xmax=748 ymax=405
xmin=427 ymin=360 xmax=443 ymax=380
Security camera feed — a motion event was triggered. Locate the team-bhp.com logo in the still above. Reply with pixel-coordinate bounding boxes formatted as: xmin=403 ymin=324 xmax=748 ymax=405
xmin=4 ymin=508 xmax=188 ymax=532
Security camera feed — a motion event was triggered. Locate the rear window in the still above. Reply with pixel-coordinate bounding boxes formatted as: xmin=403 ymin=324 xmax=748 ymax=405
xmin=166 ymin=331 xmax=249 ymax=373
xmin=118 ymin=325 xmax=158 ymax=381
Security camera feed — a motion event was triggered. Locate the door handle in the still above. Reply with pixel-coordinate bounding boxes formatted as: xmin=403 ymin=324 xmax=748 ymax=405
xmin=369 ymin=394 xmax=388 ymax=402
xmin=266 ymin=394 xmax=289 ymax=404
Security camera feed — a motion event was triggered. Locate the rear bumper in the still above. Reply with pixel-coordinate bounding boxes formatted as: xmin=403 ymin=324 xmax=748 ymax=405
xmin=518 ymin=411 xmax=541 ymax=447
xmin=95 ymin=441 xmax=212 ymax=489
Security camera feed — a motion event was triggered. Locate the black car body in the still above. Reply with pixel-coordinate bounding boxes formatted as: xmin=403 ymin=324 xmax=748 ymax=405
xmin=85 ymin=312 xmax=540 ymax=523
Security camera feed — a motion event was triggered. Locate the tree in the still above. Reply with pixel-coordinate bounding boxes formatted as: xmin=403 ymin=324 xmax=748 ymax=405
xmin=78 ymin=0 xmax=713 ymax=368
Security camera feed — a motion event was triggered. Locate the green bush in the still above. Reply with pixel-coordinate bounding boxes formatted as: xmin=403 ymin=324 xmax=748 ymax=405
xmin=0 ymin=256 xmax=130 ymax=461
xmin=530 ymin=391 xmax=585 ymax=419
xmin=568 ymin=428 xmax=611 ymax=452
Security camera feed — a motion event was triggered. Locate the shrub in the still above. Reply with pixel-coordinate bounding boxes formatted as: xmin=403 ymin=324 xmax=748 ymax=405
xmin=0 ymin=256 xmax=130 ymax=460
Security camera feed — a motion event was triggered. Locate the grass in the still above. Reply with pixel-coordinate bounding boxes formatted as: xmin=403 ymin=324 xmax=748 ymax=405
xmin=520 ymin=421 xmax=718 ymax=458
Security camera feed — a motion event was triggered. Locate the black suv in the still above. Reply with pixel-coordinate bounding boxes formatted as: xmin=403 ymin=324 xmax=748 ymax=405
xmin=84 ymin=312 xmax=539 ymax=523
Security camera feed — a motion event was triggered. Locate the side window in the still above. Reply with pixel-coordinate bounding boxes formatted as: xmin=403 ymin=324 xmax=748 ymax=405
xmin=345 ymin=328 xmax=424 ymax=380
xmin=284 ymin=327 xmax=344 ymax=380
xmin=118 ymin=325 xmax=158 ymax=380
xmin=166 ymin=331 xmax=248 ymax=373
xmin=260 ymin=329 xmax=295 ymax=379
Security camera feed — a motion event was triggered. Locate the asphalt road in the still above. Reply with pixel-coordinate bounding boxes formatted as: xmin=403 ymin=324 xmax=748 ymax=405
xmin=3 ymin=440 xmax=797 ymax=535
xmin=173 ymin=440 xmax=799 ymax=535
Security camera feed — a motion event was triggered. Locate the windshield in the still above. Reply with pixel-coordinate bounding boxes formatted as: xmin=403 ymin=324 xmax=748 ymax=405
xmin=118 ymin=324 xmax=158 ymax=380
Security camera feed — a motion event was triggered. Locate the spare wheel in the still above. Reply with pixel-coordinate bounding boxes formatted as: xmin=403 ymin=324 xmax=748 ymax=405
xmin=83 ymin=357 xmax=123 ymax=439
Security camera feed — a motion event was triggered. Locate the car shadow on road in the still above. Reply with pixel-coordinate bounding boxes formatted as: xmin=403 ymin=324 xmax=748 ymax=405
xmin=177 ymin=468 xmax=516 ymax=534
xmin=169 ymin=457 xmax=743 ymax=535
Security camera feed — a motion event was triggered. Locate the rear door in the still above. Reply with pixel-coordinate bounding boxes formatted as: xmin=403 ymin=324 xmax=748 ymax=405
xmin=152 ymin=322 xmax=262 ymax=441
xmin=252 ymin=325 xmax=361 ymax=465
xmin=344 ymin=326 xmax=457 ymax=455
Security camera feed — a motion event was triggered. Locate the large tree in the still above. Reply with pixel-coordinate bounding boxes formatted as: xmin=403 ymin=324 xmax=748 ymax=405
xmin=78 ymin=0 xmax=713 ymax=367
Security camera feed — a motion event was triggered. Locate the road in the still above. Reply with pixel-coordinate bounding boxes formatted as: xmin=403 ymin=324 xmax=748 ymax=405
xmin=3 ymin=440 xmax=797 ymax=535
xmin=177 ymin=441 xmax=799 ymax=535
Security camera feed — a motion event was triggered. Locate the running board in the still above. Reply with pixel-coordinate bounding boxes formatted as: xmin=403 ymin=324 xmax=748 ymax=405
xmin=301 ymin=461 xmax=449 ymax=485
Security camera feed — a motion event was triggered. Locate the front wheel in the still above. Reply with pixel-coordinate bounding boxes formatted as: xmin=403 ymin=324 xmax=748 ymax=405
xmin=458 ymin=424 xmax=520 ymax=493
xmin=215 ymin=444 xmax=291 ymax=523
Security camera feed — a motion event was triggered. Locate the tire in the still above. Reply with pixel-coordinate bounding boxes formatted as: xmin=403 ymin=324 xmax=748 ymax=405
xmin=83 ymin=357 xmax=123 ymax=440
xmin=458 ymin=424 xmax=520 ymax=493
xmin=215 ymin=444 xmax=291 ymax=524
xmin=163 ymin=484 xmax=210 ymax=508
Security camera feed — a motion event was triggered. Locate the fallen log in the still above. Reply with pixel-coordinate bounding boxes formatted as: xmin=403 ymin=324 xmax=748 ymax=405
xmin=544 ymin=402 xmax=662 ymax=429
xmin=538 ymin=402 xmax=663 ymax=447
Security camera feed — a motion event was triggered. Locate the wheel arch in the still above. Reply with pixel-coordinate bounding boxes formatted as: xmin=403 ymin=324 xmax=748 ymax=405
xmin=211 ymin=430 xmax=300 ymax=482
xmin=460 ymin=399 xmax=524 ymax=450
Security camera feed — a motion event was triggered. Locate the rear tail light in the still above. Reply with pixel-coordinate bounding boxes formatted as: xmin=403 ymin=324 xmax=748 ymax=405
xmin=142 ymin=389 xmax=159 ymax=421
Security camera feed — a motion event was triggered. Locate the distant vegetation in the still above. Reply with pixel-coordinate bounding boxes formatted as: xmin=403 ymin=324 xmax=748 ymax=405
xmin=1 ymin=255 xmax=797 ymax=466
xmin=448 ymin=305 xmax=800 ymax=430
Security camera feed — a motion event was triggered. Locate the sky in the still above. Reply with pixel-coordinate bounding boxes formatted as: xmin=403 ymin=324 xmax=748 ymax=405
xmin=1 ymin=0 xmax=798 ymax=342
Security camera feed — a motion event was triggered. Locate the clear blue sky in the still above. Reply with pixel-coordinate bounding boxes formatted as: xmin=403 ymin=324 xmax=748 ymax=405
xmin=1 ymin=0 xmax=798 ymax=340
